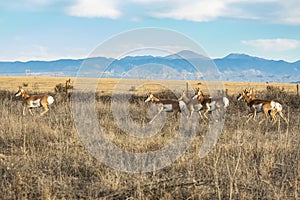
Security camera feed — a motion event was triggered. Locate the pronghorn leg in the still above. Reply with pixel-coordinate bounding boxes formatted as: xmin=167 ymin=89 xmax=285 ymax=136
xmin=188 ymin=106 xmax=194 ymax=119
xmin=174 ymin=110 xmax=179 ymax=120
xmin=28 ymin=108 xmax=33 ymax=116
xmin=214 ymin=107 xmax=221 ymax=121
xmin=149 ymin=107 xmax=163 ymax=124
xmin=246 ymin=111 xmax=255 ymax=123
xmin=259 ymin=107 xmax=269 ymax=125
xmin=203 ymin=104 xmax=211 ymax=120
xmin=40 ymin=106 xmax=49 ymax=116
xmin=278 ymin=111 xmax=288 ymax=124
xmin=246 ymin=112 xmax=253 ymax=118
xmin=271 ymin=110 xmax=278 ymax=125
xmin=188 ymin=110 xmax=193 ymax=119
xmin=23 ymin=106 xmax=26 ymax=116
xmin=252 ymin=109 xmax=257 ymax=121
xmin=203 ymin=109 xmax=210 ymax=120
xmin=198 ymin=110 xmax=205 ymax=120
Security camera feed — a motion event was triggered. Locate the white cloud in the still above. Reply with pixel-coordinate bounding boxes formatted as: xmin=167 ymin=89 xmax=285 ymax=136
xmin=242 ymin=38 xmax=300 ymax=51
xmin=144 ymin=0 xmax=300 ymax=25
xmin=276 ymin=0 xmax=300 ymax=25
xmin=1 ymin=0 xmax=300 ymax=24
xmin=152 ymin=0 xmax=228 ymax=21
xmin=66 ymin=0 xmax=121 ymax=18
xmin=131 ymin=0 xmax=282 ymax=22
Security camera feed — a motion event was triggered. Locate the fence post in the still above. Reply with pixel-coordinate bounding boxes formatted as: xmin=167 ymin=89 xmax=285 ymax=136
xmin=297 ymin=84 xmax=299 ymax=96
xmin=186 ymin=82 xmax=188 ymax=94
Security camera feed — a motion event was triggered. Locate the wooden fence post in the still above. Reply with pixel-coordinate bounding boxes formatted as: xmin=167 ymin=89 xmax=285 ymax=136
xmin=186 ymin=82 xmax=188 ymax=94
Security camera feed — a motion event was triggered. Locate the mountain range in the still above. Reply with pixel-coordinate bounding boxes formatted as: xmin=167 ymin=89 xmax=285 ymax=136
xmin=0 ymin=50 xmax=299 ymax=83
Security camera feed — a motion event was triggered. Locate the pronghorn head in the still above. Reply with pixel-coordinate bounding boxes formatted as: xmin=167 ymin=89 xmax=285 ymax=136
xmin=192 ymin=90 xmax=202 ymax=100
xmin=145 ymin=93 xmax=154 ymax=102
xmin=193 ymin=87 xmax=200 ymax=95
xmin=237 ymin=89 xmax=249 ymax=101
xmin=15 ymin=88 xmax=25 ymax=97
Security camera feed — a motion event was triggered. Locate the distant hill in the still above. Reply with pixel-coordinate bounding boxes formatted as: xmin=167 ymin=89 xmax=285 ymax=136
xmin=0 ymin=51 xmax=299 ymax=82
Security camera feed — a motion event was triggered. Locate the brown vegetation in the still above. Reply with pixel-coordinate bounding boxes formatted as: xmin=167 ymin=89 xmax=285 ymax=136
xmin=0 ymin=79 xmax=299 ymax=199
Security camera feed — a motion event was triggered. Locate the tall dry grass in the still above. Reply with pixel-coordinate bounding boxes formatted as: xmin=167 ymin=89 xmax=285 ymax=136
xmin=0 ymin=87 xmax=299 ymax=199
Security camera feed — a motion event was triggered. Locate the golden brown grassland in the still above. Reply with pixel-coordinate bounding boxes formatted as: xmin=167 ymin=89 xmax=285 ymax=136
xmin=0 ymin=76 xmax=299 ymax=199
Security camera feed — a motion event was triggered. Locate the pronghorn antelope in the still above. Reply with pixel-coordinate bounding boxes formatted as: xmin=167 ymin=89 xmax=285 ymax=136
xmin=239 ymin=88 xmax=288 ymax=124
xmin=237 ymin=89 xmax=287 ymax=125
xmin=144 ymin=93 xmax=183 ymax=123
xmin=194 ymin=90 xmax=229 ymax=120
xmin=178 ymin=91 xmax=204 ymax=119
xmin=15 ymin=88 xmax=55 ymax=116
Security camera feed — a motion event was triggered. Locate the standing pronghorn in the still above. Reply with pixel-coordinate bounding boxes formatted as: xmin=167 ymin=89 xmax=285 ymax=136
xmin=178 ymin=91 xmax=204 ymax=119
xmin=194 ymin=90 xmax=229 ymax=120
xmin=239 ymin=88 xmax=288 ymax=124
xmin=145 ymin=93 xmax=183 ymax=124
xmin=15 ymin=88 xmax=54 ymax=116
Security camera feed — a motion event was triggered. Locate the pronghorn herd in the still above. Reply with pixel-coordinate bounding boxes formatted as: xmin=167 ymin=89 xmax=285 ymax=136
xmin=145 ymin=88 xmax=229 ymax=123
xmin=14 ymin=86 xmax=288 ymax=127
xmin=145 ymin=87 xmax=288 ymax=125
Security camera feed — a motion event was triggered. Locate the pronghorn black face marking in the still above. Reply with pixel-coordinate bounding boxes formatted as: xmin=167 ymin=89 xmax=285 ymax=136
xmin=15 ymin=89 xmax=23 ymax=97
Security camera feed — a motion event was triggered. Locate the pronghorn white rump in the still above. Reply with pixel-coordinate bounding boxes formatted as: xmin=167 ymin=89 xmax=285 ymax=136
xmin=15 ymin=88 xmax=54 ymax=116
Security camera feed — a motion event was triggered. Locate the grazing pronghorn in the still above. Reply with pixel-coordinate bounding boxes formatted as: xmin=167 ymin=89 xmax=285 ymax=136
xmin=239 ymin=88 xmax=288 ymax=124
xmin=144 ymin=93 xmax=183 ymax=123
xmin=194 ymin=90 xmax=229 ymax=120
xmin=178 ymin=91 xmax=204 ymax=119
xmin=15 ymin=88 xmax=54 ymax=116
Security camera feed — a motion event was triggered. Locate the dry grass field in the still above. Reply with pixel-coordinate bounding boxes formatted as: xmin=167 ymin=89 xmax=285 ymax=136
xmin=0 ymin=76 xmax=299 ymax=199
xmin=0 ymin=76 xmax=298 ymax=95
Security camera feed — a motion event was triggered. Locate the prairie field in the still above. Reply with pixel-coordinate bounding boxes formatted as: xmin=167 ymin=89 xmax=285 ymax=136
xmin=0 ymin=76 xmax=299 ymax=95
xmin=0 ymin=76 xmax=299 ymax=199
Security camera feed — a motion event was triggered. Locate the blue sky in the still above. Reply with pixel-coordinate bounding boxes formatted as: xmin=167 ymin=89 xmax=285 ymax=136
xmin=0 ymin=0 xmax=299 ymax=62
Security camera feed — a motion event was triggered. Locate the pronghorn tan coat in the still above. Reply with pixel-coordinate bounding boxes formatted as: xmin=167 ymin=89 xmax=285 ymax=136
xmin=195 ymin=90 xmax=229 ymax=120
xmin=239 ymin=88 xmax=288 ymax=125
xmin=15 ymin=89 xmax=54 ymax=116
xmin=145 ymin=93 xmax=182 ymax=123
